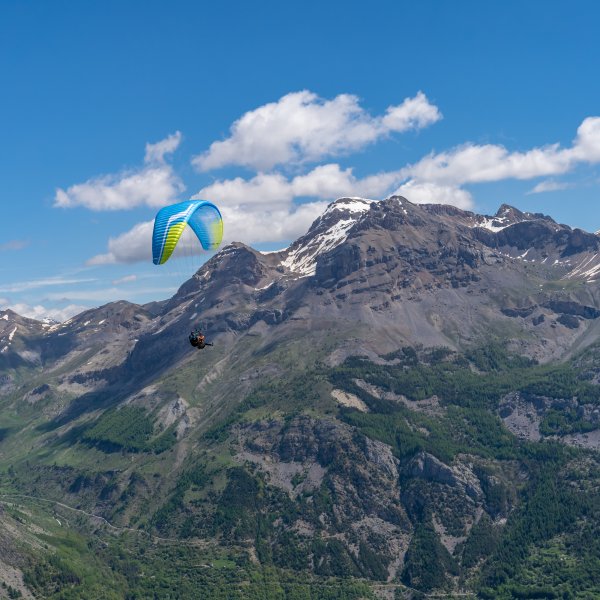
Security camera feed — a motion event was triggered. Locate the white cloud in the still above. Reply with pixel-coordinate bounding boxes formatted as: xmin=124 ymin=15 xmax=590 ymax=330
xmin=391 ymin=115 xmax=600 ymax=207
xmin=292 ymin=164 xmax=400 ymax=200
xmin=393 ymin=180 xmax=474 ymax=209
xmin=527 ymin=179 xmax=571 ymax=194
xmin=220 ymin=201 xmax=329 ymax=245
xmin=381 ymin=91 xmax=443 ymax=131
xmin=197 ymin=173 xmax=294 ymax=207
xmin=145 ymin=131 xmax=182 ymax=164
xmin=54 ymin=166 xmax=184 ymax=211
xmin=87 ymin=220 xmax=154 ymax=265
xmin=84 ymin=106 xmax=600 ymax=267
xmin=193 ymin=90 xmax=441 ymax=171
xmin=197 ymin=163 xmax=401 ymax=207
xmin=401 ymin=116 xmax=600 ymax=188
xmin=572 ymin=116 xmax=600 ymax=162
xmin=3 ymin=302 xmax=88 ymax=322
xmin=54 ymin=133 xmax=185 ymax=210
xmin=111 ymin=274 xmax=138 ymax=285
xmin=402 ymin=142 xmax=572 ymax=186
xmin=87 ymin=200 xmax=330 ymax=264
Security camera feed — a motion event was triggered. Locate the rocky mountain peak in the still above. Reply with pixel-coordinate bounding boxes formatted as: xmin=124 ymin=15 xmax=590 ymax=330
xmin=494 ymin=203 xmax=555 ymax=226
xmin=212 ymin=243 xmax=269 ymax=286
xmin=0 ymin=308 xmax=51 ymax=335
xmin=495 ymin=203 xmax=526 ymax=221
xmin=170 ymin=242 xmax=269 ymax=304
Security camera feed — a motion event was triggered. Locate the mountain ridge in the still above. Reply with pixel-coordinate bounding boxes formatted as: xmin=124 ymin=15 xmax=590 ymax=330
xmin=4 ymin=196 xmax=600 ymax=389
xmin=4 ymin=196 xmax=600 ymax=405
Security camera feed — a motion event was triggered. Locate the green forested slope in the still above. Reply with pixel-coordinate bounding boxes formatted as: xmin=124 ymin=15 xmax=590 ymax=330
xmin=2 ymin=342 xmax=600 ymax=598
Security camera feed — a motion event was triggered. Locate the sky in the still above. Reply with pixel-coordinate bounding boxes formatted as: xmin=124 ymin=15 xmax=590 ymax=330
xmin=1 ymin=0 xmax=599 ymax=321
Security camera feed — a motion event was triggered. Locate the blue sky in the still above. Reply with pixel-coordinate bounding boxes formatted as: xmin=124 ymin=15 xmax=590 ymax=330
xmin=1 ymin=0 xmax=599 ymax=320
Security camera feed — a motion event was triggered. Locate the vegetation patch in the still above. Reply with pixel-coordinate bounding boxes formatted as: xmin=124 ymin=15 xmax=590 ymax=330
xmin=81 ymin=406 xmax=175 ymax=453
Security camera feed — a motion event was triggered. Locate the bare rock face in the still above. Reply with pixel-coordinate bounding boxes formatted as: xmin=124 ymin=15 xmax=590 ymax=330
xmin=405 ymin=452 xmax=482 ymax=501
xmin=498 ymin=389 xmax=600 ymax=449
xmin=157 ymin=396 xmax=189 ymax=429
xmin=364 ymin=436 xmax=398 ymax=479
xmin=544 ymin=300 xmax=600 ymax=319
xmin=498 ymin=392 xmax=545 ymax=442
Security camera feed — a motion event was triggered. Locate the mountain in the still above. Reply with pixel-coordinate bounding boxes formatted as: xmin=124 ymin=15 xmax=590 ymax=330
xmin=2 ymin=197 xmax=600 ymax=598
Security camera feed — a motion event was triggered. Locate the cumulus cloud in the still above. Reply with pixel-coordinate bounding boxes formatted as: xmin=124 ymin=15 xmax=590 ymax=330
xmin=220 ymin=201 xmax=329 ymax=245
xmin=390 ymin=115 xmax=600 ymax=207
xmin=198 ymin=173 xmax=293 ymax=207
xmin=198 ymin=163 xmax=401 ymax=206
xmin=400 ymin=116 xmax=600 ymax=188
xmin=393 ymin=180 xmax=474 ymax=209
xmin=381 ymin=92 xmax=443 ymax=131
xmin=84 ymin=104 xmax=600 ymax=268
xmin=54 ymin=167 xmax=184 ymax=210
xmin=54 ymin=133 xmax=185 ymax=210
xmin=86 ymin=200 xmax=331 ymax=265
xmin=193 ymin=90 xmax=441 ymax=171
xmin=189 ymin=163 xmax=402 ymax=248
xmin=292 ymin=164 xmax=400 ymax=200
xmin=571 ymin=117 xmax=600 ymax=162
xmin=87 ymin=221 xmax=154 ymax=265
xmin=402 ymin=143 xmax=572 ymax=186
xmin=199 ymin=170 xmax=470 ymax=245
xmin=145 ymin=131 xmax=182 ymax=164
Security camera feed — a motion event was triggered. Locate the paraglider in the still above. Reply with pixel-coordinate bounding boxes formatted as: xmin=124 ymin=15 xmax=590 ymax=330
xmin=189 ymin=328 xmax=213 ymax=349
xmin=152 ymin=200 xmax=223 ymax=350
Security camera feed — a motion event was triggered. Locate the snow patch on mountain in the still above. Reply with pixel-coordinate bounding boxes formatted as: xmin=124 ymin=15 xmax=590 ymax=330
xmin=281 ymin=217 xmax=360 ymax=275
xmin=0 ymin=326 xmax=18 ymax=353
xmin=473 ymin=216 xmax=522 ymax=233
xmin=281 ymin=197 xmax=372 ymax=276
xmin=323 ymin=197 xmax=374 ymax=215
xmin=566 ymin=253 xmax=600 ymax=282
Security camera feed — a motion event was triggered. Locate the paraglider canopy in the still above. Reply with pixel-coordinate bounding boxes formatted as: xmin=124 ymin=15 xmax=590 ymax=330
xmin=152 ymin=200 xmax=223 ymax=265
